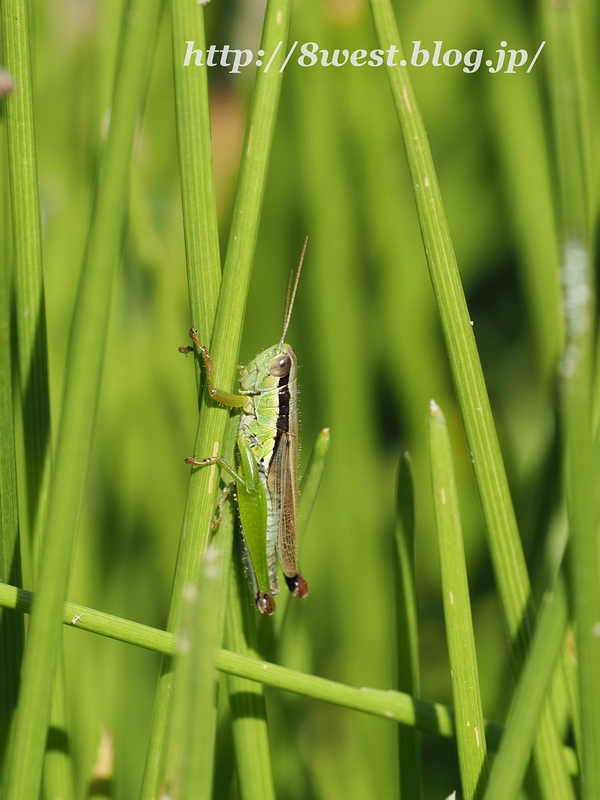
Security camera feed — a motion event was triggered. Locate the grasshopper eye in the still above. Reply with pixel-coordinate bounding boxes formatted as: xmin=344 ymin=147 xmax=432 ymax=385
xmin=269 ymin=354 xmax=291 ymax=377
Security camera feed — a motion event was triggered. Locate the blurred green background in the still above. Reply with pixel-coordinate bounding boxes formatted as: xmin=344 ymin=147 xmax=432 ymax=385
xmin=16 ymin=0 xmax=598 ymax=797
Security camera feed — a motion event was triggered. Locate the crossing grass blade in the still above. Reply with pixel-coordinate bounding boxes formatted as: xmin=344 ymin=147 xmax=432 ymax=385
xmin=0 ymin=579 xmax=579 ymax=776
xmin=3 ymin=1 xmax=163 ymax=796
xmin=428 ymin=402 xmax=489 ymax=800
xmin=368 ymin=2 xmax=575 ymax=798
xmin=483 ymin=581 xmax=569 ymax=800
xmin=394 ymin=452 xmax=422 ymax=800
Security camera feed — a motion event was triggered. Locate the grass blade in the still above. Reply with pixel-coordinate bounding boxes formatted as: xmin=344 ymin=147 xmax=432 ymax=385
xmin=395 ymin=451 xmax=421 ymax=800
xmin=225 ymin=541 xmax=276 ymax=800
xmin=2 ymin=3 xmax=76 ymax=797
xmin=484 ymin=582 xmax=569 ymax=800
xmin=1 ymin=0 xmax=51 ymax=576
xmin=158 ymin=546 xmax=222 ymax=800
xmin=139 ymin=1 xmax=222 ymax=793
xmin=171 ymin=0 xmax=221 ymax=381
xmin=428 ymin=401 xmax=489 ymax=800
xmin=0 ymin=99 xmax=24 ymax=772
xmin=141 ymin=2 xmax=293 ymax=794
xmin=3 ymin=1 xmax=162 ymax=796
xmin=162 ymin=0 xmax=294 ymax=673
xmin=169 ymin=0 xmax=291 ymax=630
xmin=170 ymin=0 xmax=294 ymax=628
xmin=43 ymin=656 xmax=75 ymax=800
xmin=543 ymin=3 xmax=600 ymax=796
xmin=561 ymin=627 xmax=582 ymax=760
xmin=368 ymin=3 xmax=575 ymax=798
xmin=0 ymin=580 xmax=579 ymax=774
xmin=368 ymin=0 xmax=530 ymax=658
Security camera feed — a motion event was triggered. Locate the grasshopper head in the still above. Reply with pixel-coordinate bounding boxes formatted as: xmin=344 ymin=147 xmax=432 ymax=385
xmin=240 ymin=344 xmax=296 ymax=394
xmin=268 ymin=342 xmax=296 ymax=377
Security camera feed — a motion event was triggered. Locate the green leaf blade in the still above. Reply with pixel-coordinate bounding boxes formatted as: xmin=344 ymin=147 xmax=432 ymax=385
xmin=484 ymin=582 xmax=569 ymax=800
xmin=428 ymin=401 xmax=489 ymax=800
xmin=159 ymin=546 xmax=223 ymax=800
xmin=395 ymin=451 xmax=422 ymax=800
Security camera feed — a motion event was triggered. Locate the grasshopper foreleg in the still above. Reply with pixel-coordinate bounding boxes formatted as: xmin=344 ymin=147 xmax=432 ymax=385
xmin=180 ymin=330 xmax=245 ymax=408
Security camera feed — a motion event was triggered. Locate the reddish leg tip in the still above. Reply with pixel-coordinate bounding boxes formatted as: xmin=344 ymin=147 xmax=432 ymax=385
xmin=285 ymin=574 xmax=309 ymax=598
xmin=256 ymin=593 xmax=276 ymax=615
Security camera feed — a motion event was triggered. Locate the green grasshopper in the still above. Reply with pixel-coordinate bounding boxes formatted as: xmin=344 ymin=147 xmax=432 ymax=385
xmin=182 ymin=240 xmax=309 ymax=615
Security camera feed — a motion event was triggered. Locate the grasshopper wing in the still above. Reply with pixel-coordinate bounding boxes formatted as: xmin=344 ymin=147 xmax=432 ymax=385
xmin=268 ymin=429 xmax=308 ymax=598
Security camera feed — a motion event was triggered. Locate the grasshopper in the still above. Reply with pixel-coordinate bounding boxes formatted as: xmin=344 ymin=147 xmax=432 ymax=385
xmin=182 ymin=239 xmax=309 ymax=615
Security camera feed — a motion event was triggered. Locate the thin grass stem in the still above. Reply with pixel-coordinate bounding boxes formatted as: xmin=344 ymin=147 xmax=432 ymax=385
xmin=0 ymin=100 xmax=24 ymax=775
xmin=0 ymin=580 xmax=580 ymax=776
xmin=225 ymin=543 xmax=276 ymax=800
xmin=395 ymin=452 xmax=421 ymax=800
xmin=171 ymin=0 xmax=221 ymax=384
xmin=158 ymin=546 xmax=223 ymax=800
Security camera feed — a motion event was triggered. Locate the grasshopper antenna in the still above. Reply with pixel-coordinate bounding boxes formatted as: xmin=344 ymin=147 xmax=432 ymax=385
xmin=282 ymin=270 xmax=294 ymax=327
xmin=279 ymin=236 xmax=308 ymax=349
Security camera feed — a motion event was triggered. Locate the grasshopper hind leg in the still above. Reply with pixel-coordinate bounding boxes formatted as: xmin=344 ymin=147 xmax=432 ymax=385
xmin=284 ymin=573 xmax=309 ymax=598
xmin=211 ymin=482 xmax=235 ymax=531
xmin=237 ymin=518 xmax=277 ymax=615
